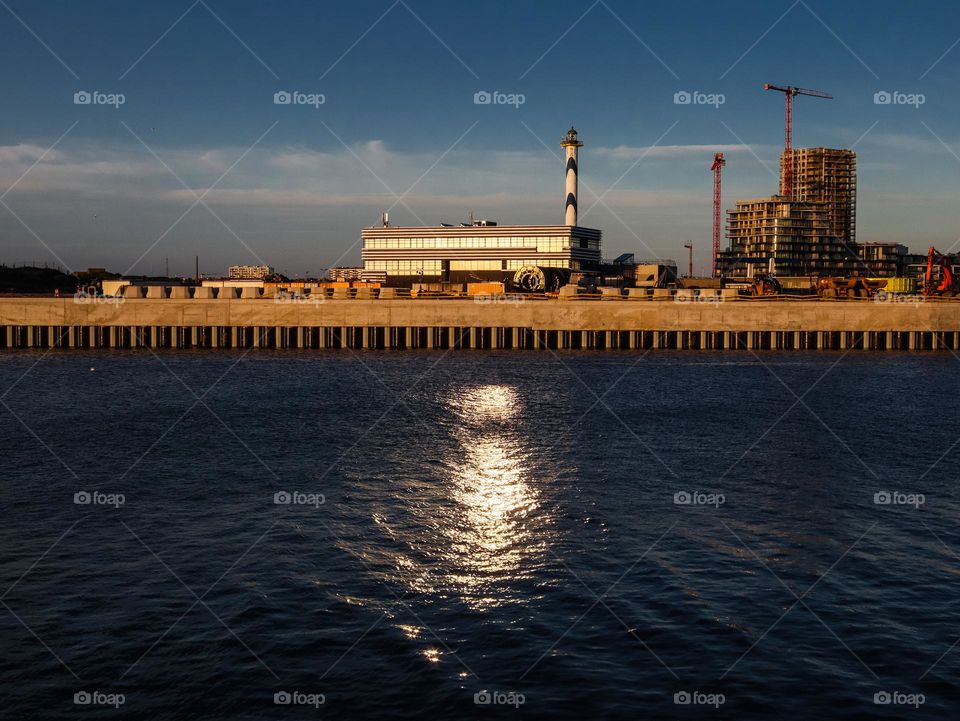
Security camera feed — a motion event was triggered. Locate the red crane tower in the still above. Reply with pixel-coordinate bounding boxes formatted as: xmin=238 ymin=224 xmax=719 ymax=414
xmin=710 ymin=152 xmax=725 ymax=277
xmin=762 ymin=84 xmax=832 ymax=197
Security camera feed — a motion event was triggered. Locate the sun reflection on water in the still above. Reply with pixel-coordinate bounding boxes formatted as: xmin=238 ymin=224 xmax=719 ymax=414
xmin=364 ymin=382 xmax=554 ymax=637
xmin=439 ymin=384 xmax=549 ymax=610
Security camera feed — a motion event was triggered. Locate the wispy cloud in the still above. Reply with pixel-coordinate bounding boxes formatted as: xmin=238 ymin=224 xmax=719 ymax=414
xmin=593 ymin=143 xmax=769 ymax=161
xmin=0 ymin=138 xmax=708 ymax=272
xmin=0 ymin=133 xmax=952 ymax=273
xmin=0 ymin=138 xmax=779 ymax=204
xmin=860 ymin=132 xmax=951 ymax=155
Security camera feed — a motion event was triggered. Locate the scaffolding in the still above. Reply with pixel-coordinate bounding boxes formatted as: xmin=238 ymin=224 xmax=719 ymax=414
xmin=782 ymin=147 xmax=856 ymax=244
xmin=718 ymin=147 xmax=860 ymax=278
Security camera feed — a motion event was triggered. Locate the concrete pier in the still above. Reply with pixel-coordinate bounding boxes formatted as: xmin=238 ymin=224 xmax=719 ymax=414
xmin=2 ymin=296 xmax=960 ymax=352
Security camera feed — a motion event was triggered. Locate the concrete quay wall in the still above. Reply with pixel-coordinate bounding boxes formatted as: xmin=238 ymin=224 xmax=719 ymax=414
xmin=1 ymin=297 xmax=959 ymax=351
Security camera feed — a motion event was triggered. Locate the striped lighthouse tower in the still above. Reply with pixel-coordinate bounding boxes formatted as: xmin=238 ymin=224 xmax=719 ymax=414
xmin=560 ymin=126 xmax=583 ymax=226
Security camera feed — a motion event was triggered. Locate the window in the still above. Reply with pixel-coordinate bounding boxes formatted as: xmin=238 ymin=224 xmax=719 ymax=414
xmin=536 ymin=239 xmax=570 ymax=252
xmin=450 ymin=261 xmax=502 ymax=271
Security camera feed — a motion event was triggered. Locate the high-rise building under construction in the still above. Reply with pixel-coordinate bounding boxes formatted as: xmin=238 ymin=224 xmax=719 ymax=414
xmin=717 ymin=147 xmax=859 ymax=277
xmin=782 ymin=147 xmax=856 ymax=245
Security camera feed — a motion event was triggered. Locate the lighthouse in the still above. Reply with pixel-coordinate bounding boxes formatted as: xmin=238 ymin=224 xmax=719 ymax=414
xmin=560 ymin=127 xmax=583 ymax=226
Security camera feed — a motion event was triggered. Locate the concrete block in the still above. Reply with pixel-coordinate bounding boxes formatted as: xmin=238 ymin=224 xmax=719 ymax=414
xmin=558 ymin=285 xmax=582 ymax=300
xmin=192 ymin=287 xmax=215 ymax=299
xmin=331 ymin=287 xmax=353 ymax=299
xmin=122 ymin=285 xmax=145 ymax=299
xmin=168 ymin=286 xmax=190 ymax=299
xmin=721 ymin=288 xmax=740 ymax=301
xmin=145 ymin=286 xmax=167 ymax=299
xmin=653 ymin=288 xmax=673 ymax=300
xmin=355 ymin=287 xmax=378 ymax=300
xmin=626 ymin=288 xmax=650 ymax=300
xmin=217 ymin=287 xmax=238 ymax=300
xmin=240 ymin=287 xmax=262 ymax=299
xmin=600 ymin=287 xmax=623 ymax=300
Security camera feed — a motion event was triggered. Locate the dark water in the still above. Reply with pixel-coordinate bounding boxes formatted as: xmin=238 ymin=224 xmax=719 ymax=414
xmin=1 ymin=349 xmax=958 ymax=719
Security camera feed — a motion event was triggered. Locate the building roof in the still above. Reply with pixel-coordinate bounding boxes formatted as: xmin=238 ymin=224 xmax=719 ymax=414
xmin=362 ymin=224 xmax=602 ymax=239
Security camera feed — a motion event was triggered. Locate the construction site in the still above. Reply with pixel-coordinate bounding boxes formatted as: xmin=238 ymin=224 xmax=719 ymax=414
xmin=3 ymin=84 xmax=960 ymax=352
xmin=712 ymin=83 xmax=956 ymax=298
xmin=718 ymin=146 xmax=859 ymax=278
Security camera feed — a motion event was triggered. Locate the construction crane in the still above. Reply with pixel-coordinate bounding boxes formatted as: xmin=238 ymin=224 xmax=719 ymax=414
xmin=924 ymin=246 xmax=958 ymax=296
xmin=763 ymin=84 xmax=833 ymax=197
xmin=710 ymin=152 xmax=725 ymax=277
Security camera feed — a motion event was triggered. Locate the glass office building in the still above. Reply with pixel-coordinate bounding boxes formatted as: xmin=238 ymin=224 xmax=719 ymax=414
xmin=361 ymin=222 xmax=602 ymax=286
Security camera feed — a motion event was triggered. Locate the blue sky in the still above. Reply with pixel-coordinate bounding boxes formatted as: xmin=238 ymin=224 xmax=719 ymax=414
xmin=2 ymin=0 xmax=960 ymax=276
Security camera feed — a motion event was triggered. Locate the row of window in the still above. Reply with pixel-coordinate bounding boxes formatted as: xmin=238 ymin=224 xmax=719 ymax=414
xmin=450 ymin=261 xmax=501 ymax=271
xmin=364 ymin=259 xmax=575 ymax=274
xmin=363 ymin=237 xmax=577 ymax=251
xmin=457 ymin=259 xmax=569 ymax=270
xmin=365 ymin=260 xmax=442 ymax=272
xmin=509 ymin=259 xmax=570 ymax=269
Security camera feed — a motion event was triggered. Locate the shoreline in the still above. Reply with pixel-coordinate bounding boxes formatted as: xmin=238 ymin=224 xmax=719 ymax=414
xmin=1 ymin=296 xmax=959 ymax=351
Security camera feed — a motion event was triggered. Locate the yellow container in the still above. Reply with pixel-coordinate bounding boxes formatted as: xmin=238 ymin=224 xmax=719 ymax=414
xmin=467 ymin=282 xmax=505 ymax=295
xmin=883 ymin=277 xmax=917 ymax=294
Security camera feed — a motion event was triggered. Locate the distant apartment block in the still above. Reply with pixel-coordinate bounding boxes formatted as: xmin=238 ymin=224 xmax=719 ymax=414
xmin=857 ymin=242 xmax=908 ymax=277
xmin=328 ymin=267 xmax=387 ymax=283
xmin=717 ymin=198 xmax=862 ymax=277
xmin=228 ymin=264 xmax=274 ymax=279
